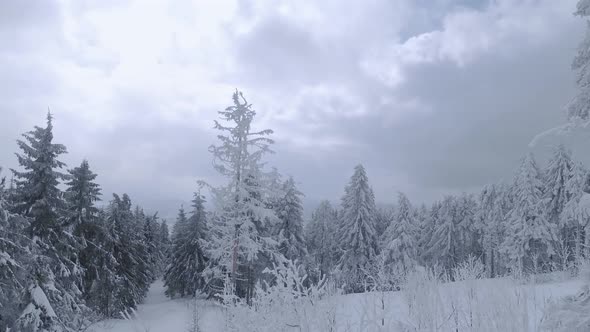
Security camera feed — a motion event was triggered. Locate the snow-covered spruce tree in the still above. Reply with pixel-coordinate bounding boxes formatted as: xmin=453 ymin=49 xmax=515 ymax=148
xmin=133 ymin=207 xmax=155 ymax=293
xmin=107 ymin=194 xmax=152 ymax=314
xmin=64 ymin=160 xmax=103 ymax=301
xmin=455 ymin=193 xmax=482 ymax=266
xmin=0 ymin=168 xmax=29 ymax=330
xmin=337 ymin=164 xmax=378 ymax=293
xmin=143 ymin=212 xmax=161 ymax=280
xmin=424 ymin=195 xmax=460 ymax=274
xmin=379 ymin=192 xmax=417 ymax=286
xmin=64 ymin=160 xmax=101 ymax=230
xmin=544 ymin=145 xmax=575 ymax=258
xmin=414 ymin=203 xmax=436 ymax=265
xmin=206 ymin=90 xmax=277 ymax=303
xmin=164 ymin=193 xmax=209 ymax=298
xmin=11 ymin=113 xmax=89 ymax=331
xmin=562 ymin=161 xmax=589 ymax=262
xmin=419 ymin=201 xmax=441 ymax=266
xmin=501 ymin=153 xmax=555 ymax=273
xmin=158 ymin=220 xmax=171 ymax=271
xmin=566 ymin=0 xmax=590 ymax=121
xmin=305 ymin=200 xmax=338 ymax=279
xmin=476 ymin=183 xmax=511 ymax=277
xmin=273 ymin=177 xmax=306 ymax=262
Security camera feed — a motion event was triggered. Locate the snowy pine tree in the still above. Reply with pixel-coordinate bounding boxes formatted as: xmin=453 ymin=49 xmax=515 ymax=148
xmin=477 ymin=183 xmax=511 ymax=277
xmin=164 ymin=193 xmax=209 ymax=298
xmin=11 ymin=113 xmax=89 ymax=331
xmin=502 ymin=153 xmax=555 ymax=272
xmin=64 ymin=160 xmax=104 ymax=315
xmin=274 ymin=177 xmax=306 ymax=262
xmin=379 ymin=192 xmax=418 ymax=283
xmin=206 ymin=90 xmax=277 ymax=303
xmin=0 ymin=168 xmax=29 ymax=330
xmin=107 ymin=194 xmax=151 ymax=314
xmin=337 ymin=164 xmax=378 ymax=293
xmin=305 ymin=200 xmax=338 ymax=279
xmin=424 ymin=195 xmax=460 ymax=274
xmin=544 ymin=145 xmax=575 ymax=255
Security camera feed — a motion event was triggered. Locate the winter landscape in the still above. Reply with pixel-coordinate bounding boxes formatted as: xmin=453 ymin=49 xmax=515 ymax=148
xmin=4 ymin=0 xmax=590 ymax=331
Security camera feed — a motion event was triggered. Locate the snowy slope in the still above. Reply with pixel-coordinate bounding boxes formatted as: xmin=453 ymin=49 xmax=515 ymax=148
xmin=90 ymin=277 xmax=584 ymax=332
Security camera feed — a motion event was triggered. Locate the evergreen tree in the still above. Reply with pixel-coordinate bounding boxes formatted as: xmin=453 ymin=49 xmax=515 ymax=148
xmin=274 ymin=177 xmax=306 ymax=262
xmin=424 ymin=195 xmax=460 ymax=274
xmin=502 ymin=154 xmax=555 ymax=272
xmin=379 ymin=192 xmax=417 ymax=281
xmin=11 ymin=113 xmax=68 ymax=236
xmin=455 ymin=193 xmax=481 ymax=264
xmin=337 ymin=164 xmax=378 ymax=293
xmin=64 ymin=160 xmax=101 ymax=230
xmin=108 ymin=194 xmax=151 ymax=314
xmin=0 ymin=168 xmax=29 ymax=330
xmin=477 ymin=183 xmax=511 ymax=277
xmin=64 ymin=160 xmax=103 ymax=305
xmin=305 ymin=200 xmax=338 ymax=279
xmin=143 ymin=213 xmax=161 ymax=280
xmin=419 ymin=201 xmax=441 ymax=266
xmin=164 ymin=194 xmax=209 ymax=298
xmin=414 ymin=204 xmax=429 ymax=260
xmin=206 ymin=90 xmax=277 ymax=302
xmin=562 ymin=161 xmax=589 ymax=261
xmin=544 ymin=145 xmax=575 ymax=252
xmin=157 ymin=220 xmax=171 ymax=273
xmin=11 ymin=113 xmax=89 ymax=331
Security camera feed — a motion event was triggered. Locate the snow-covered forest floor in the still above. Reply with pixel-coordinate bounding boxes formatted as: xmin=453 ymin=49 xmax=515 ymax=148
xmin=90 ymin=273 xmax=584 ymax=332
xmin=91 ymin=281 xmax=224 ymax=332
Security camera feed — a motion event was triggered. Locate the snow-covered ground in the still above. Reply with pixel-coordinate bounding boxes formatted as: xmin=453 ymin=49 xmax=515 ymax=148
xmin=90 ymin=277 xmax=584 ymax=332
xmin=90 ymin=281 xmax=224 ymax=332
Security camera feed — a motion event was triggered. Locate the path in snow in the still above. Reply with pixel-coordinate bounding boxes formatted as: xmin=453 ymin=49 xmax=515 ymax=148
xmin=90 ymin=280 xmax=224 ymax=332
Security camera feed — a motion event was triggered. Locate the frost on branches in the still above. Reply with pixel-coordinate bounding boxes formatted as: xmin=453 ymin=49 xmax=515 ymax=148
xmin=378 ymin=192 xmax=418 ymax=286
xmin=502 ymin=153 xmax=555 ymax=272
xmin=337 ymin=164 xmax=378 ymax=293
xmin=205 ymin=90 xmax=279 ymax=303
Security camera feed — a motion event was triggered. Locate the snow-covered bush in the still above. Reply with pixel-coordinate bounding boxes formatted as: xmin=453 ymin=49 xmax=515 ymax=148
xmin=221 ymin=260 xmax=340 ymax=332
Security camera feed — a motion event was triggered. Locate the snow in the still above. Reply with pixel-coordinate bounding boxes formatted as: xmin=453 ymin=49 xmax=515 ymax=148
xmin=91 ymin=277 xmax=584 ymax=332
xmin=90 ymin=280 xmax=224 ymax=332
xmin=29 ymin=286 xmax=56 ymax=318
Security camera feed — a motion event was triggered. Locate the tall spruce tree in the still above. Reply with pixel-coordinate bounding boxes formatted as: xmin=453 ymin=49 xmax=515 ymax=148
xmin=477 ymin=183 xmax=511 ymax=277
xmin=11 ymin=113 xmax=89 ymax=331
xmin=305 ymin=200 xmax=338 ymax=278
xmin=64 ymin=160 xmax=103 ymax=313
xmin=544 ymin=145 xmax=575 ymax=252
xmin=338 ymin=164 xmax=378 ymax=293
xmin=164 ymin=194 xmax=209 ymax=298
xmin=108 ymin=194 xmax=151 ymax=313
xmin=206 ymin=90 xmax=277 ymax=302
xmin=0 ymin=168 xmax=29 ymax=330
xmin=379 ymin=192 xmax=418 ymax=279
xmin=424 ymin=195 xmax=460 ymax=273
xmin=502 ymin=154 xmax=555 ymax=272
xmin=274 ymin=177 xmax=306 ymax=262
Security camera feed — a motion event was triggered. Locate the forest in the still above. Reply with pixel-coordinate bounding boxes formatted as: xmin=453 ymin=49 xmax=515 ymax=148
xmin=4 ymin=0 xmax=590 ymax=331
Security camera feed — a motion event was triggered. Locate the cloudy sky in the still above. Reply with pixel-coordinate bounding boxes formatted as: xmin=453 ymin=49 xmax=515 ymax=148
xmin=0 ymin=0 xmax=584 ymax=218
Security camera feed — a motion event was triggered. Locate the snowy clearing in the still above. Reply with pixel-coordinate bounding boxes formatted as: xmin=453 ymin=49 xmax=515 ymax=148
xmin=90 ymin=277 xmax=584 ymax=332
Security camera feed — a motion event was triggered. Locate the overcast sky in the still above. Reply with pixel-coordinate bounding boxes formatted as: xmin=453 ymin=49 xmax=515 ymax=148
xmin=0 ymin=0 xmax=584 ymax=219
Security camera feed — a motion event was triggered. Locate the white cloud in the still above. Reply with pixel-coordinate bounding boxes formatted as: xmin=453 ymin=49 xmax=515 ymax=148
xmin=362 ymin=0 xmax=575 ymax=87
